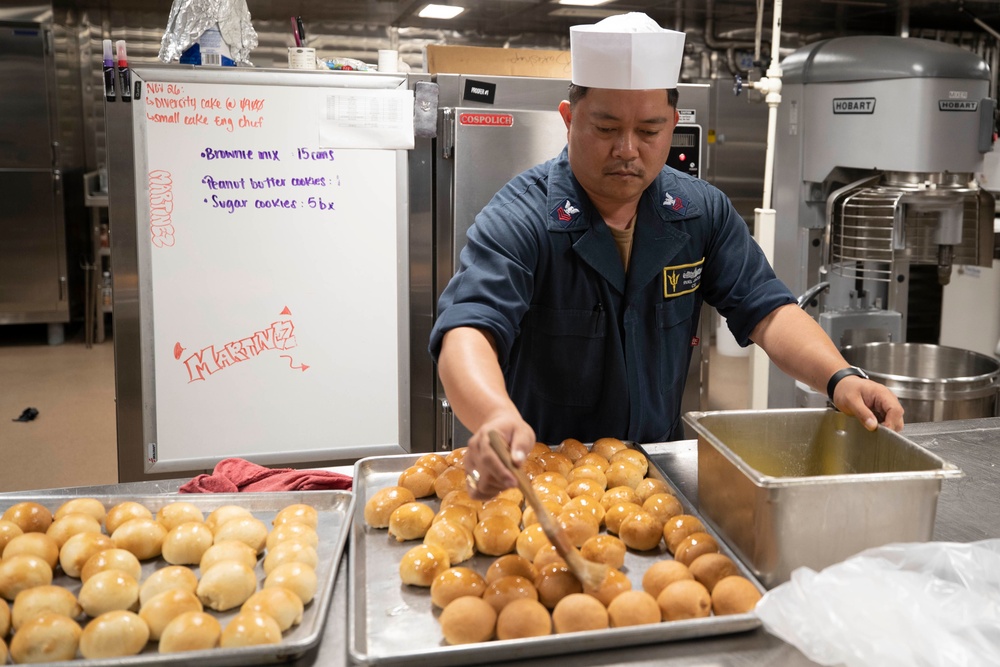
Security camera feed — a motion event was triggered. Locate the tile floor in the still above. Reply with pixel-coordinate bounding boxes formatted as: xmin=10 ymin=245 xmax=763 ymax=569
xmin=0 ymin=322 xmax=750 ymax=492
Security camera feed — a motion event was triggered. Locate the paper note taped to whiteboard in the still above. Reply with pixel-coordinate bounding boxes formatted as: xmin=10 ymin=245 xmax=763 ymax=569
xmin=320 ymin=88 xmax=414 ymax=149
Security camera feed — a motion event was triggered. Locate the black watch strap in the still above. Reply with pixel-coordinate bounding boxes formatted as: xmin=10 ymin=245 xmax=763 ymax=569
xmin=826 ymin=366 xmax=869 ymax=402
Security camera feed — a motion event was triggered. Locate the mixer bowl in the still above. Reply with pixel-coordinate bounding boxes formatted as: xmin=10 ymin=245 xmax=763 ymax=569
xmin=841 ymin=342 xmax=1000 ymax=422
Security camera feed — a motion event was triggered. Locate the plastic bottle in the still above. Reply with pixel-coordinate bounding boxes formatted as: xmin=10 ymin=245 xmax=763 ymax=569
xmin=102 ymin=271 xmax=112 ymax=307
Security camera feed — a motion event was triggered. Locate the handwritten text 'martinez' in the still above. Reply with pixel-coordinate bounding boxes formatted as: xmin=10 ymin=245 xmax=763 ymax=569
xmin=182 ymin=319 xmax=297 ymax=382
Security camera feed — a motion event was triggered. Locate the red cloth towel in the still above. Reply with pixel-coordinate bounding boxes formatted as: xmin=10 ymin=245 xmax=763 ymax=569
xmin=179 ymin=457 xmax=352 ymax=493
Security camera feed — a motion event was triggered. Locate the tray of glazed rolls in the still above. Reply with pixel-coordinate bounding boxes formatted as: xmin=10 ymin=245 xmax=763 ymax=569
xmin=349 ymin=439 xmax=764 ymax=666
xmin=0 ymin=490 xmax=353 ymax=666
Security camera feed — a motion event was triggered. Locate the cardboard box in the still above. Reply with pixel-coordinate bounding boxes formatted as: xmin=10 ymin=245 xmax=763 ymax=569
xmin=425 ymin=44 xmax=571 ymax=79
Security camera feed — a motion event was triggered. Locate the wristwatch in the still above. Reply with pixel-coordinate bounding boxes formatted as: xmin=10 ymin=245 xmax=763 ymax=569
xmin=826 ymin=366 xmax=869 ymax=402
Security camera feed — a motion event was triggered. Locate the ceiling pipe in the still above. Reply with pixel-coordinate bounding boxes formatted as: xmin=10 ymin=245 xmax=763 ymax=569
xmin=704 ymin=0 xmax=758 ymax=50
xmin=897 ymin=0 xmax=910 ymax=37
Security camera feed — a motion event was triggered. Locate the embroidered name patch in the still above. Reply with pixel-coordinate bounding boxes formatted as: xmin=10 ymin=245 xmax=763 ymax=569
xmin=549 ymin=199 xmax=581 ymax=227
xmin=663 ymin=258 xmax=704 ymax=298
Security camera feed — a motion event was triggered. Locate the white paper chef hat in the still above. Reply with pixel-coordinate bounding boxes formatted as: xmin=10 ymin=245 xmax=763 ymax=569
xmin=570 ymin=12 xmax=686 ymax=90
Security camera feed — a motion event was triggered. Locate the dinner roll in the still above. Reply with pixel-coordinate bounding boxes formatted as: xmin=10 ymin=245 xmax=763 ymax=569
xmin=200 ymin=539 xmax=259 ymax=573
xmin=104 ymin=502 xmax=152 ymax=535
xmin=155 ymin=502 xmax=205 ymax=531
xmin=81 ymin=548 xmax=142 ymax=583
xmin=214 ymin=516 xmax=268 ymax=554
xmin=482 ymin=575 xmax=538 ymax=614
xmin=534 ymin=562 xmax=583 ymax=609
xmin=0 ymin=520 xmax=24 ymax=554
xmin=80 ymin=610 xmax=150 ymax=658
xmin=398 ymin=544 xmax=450 ymax=587
xmin=162 ymin=521 xmax=215 ymax=565
xmin=111 ymin=518 xmax=167 ymax=560
xmin=495 ymin=598 xmax=551 ymax=640
xmin=387 ymin=502 xmax=434 ymax=542
xmin=552 ymin=593 xmax=609 ymax=633
xmin=262 ymin=538 xmax=319 ymax=575
xmin=472 ymin=516 xmax=520 ymax=556
xmin=0 ymin=554 xmax=53 ymax=601
xmin=140 ymin=588 xmax=203 ymax=640
xmin=196 ymin=560 xmax=257 ymax=611
xmin=139 ymin=565 xmax=199 ymax=606
xmin=430 ymin=567 xmax=487 ymax=609
xmin=158 ymin=611 xmax=221 ymax=653
xmin=220 ymin=610 xmax=282 ymax=648
xmin=54 ymin=498 xmax=106 ymax=524
xmin=78 ymin=569 xmax=140 ymax=617
xmin=9 ymin=612 xmax=81 ymax=663
xmin=607 ymin=590 xmax=659 ymax=627
xmin=423 ymin=520 xmax=474 ymax=564
xmin=364 ymin=486 xmax=417 ymax=528
xmin=205 ymin=505 xmax=254 ymax=534
xmin=242 ymin=586 xmax=304 ymax=631
xmin=11 ymin=585 xmax=81 ymax=631
xmin=397 ymin=465 xmax=438 ymax=498
xmin=585 ymin=567 xmax=632 ymax=607
xmin=485 ymin=554 xmax=538 ymax=585
xmin=579 ymin=534 xmax=626 ymax=570
xmin=657 ymin=579 xmax=712 ymax=621
xmin=264 ymin=561 xmax=318 ymax=605
xmin=58 ymin=532 xmax=113 ymax=579
xmin=2 ymin=502 xmax=52 ymax=534
xmin=45 ymin=512 xmax=103 ymax=549
xmin=273 ymin=503 xmax=319 ymax=530
xmin=2 ymin=532 xmax=59 ymax=569
xmin=438 ymin=596 xmax=496 ymax=645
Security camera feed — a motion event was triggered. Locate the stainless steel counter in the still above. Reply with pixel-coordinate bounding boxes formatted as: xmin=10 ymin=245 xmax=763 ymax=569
xmin=18 ymin=416 xmax=999 ymax=666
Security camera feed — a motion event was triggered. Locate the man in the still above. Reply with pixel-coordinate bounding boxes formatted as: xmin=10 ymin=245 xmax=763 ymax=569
xmin=429 ymin=13 xmax=904 ymax=499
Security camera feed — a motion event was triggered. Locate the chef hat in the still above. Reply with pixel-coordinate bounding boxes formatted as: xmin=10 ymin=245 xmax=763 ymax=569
xmin=570 ymin=12 xmax=686 ymax=90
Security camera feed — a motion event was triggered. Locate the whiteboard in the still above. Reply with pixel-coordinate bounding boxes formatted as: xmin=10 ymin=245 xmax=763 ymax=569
xmin=130 ymin=68 xmax=411 ymax=472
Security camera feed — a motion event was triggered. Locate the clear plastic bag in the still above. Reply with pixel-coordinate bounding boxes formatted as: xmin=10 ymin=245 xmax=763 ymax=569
xmin=755 ymin=539 xmax=1000 ymax=667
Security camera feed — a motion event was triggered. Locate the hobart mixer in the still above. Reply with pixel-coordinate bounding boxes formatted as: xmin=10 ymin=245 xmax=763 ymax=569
xmin=769 ymin=35 xmax=997 ymax=409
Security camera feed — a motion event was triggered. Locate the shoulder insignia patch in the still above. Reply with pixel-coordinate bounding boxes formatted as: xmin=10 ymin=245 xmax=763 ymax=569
xmin=549 ymin=199 xmax=581 ymax=227
xmin=662 ymin=191 xmax=687 ymax=215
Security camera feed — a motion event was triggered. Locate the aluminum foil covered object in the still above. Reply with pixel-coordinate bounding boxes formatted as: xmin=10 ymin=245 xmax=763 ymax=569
xmin=158 ymin=0 xmax=259 ymax=65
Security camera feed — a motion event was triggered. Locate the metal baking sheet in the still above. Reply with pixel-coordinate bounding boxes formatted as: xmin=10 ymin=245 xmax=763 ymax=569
xmin=349 ymin=448 xmax=762 ymax=666
xmin=0 ymin=490 xmax=354 ymax=667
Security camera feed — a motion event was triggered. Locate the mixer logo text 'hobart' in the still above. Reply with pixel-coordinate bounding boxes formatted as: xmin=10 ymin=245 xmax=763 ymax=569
xmin=832 ymin=98 xmax=876 ymax=114
xmin=939 ymin=100 xmax=978 ymax=111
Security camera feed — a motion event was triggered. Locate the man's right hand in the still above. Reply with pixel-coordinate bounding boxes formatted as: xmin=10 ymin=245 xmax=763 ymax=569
xmin=462 ymin=414 xmax=535 ymax=500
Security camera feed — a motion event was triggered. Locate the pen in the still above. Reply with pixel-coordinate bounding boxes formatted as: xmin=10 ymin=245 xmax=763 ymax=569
xmin=296 ymin=16 xmax=306 ymax=44
xmin=102 ymin=39 xmax=115 ymax=101
xmin=116 ymin=40 xmax=131 ymax=102
xmin=291 ymin=17 xmax=301 ymax=47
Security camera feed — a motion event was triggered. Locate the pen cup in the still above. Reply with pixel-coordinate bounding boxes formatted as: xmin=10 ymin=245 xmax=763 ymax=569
xmin=288 ymin=47 xmax=317 ymax=70
xmin=377 ymin=49 xmax=399 ymax=73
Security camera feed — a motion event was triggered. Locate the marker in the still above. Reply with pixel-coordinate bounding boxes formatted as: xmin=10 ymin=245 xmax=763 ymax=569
xmin=116 ymin=40 xmax=131 ymax=102
xmin=296 ymin=16 xmax=306 ymax=44
xmin=291 ymin=17 xmax=301 ymax=47
xmin=102 ymin=39 xmax=115 ymax=101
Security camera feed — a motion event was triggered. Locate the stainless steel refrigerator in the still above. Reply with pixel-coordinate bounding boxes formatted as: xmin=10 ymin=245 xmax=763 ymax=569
xmin=0 ymin=20 xmax=68 ymax=339
xmin=425 ymin=74 xmax=712 ymax=449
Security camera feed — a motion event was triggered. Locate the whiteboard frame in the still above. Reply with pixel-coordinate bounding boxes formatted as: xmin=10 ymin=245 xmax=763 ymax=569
xmin=129 ymin=66 xmax=412 ymax=473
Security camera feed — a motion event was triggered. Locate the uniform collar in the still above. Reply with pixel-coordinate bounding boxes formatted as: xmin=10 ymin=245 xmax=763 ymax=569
xmin=545 ymin=151 xmax=702 ymax=232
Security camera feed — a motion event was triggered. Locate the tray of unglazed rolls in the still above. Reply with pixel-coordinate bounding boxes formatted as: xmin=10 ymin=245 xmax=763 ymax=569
xmin=349 ymin=440 xmax=763 ymax=666
xmin=0 ymin=490 xmax=353 ymax=666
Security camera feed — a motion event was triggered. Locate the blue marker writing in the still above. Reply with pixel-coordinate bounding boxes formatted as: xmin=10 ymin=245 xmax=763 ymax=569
xmin=102 ymin=39 xmax=115 ymax=101
xmin=116 ymin=41 xmax=131 ymax=102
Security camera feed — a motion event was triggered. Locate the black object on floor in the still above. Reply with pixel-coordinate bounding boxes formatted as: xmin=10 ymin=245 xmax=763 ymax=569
xmin=13 ymin=407 xmax=39 ymax=422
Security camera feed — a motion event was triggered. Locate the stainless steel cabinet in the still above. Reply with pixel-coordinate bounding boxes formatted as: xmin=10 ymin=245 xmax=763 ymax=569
xmin=0 ymin=22 xmax=68 ymax=336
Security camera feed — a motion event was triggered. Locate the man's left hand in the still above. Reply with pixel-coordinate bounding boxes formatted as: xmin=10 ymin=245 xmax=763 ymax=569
xmin=833 ymin=376 xmax=905 ymax=432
